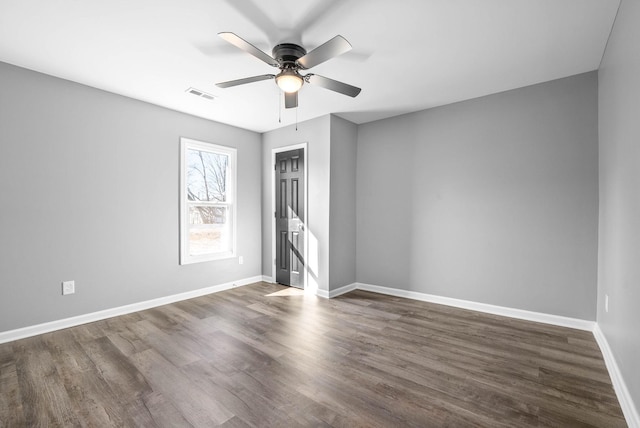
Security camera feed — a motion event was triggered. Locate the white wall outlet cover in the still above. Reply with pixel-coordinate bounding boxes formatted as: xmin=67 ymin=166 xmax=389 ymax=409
xmin=62 ymin=280 xmax=75 ymax=295
xmin=238 ymin=256 xmax=244 ymax=265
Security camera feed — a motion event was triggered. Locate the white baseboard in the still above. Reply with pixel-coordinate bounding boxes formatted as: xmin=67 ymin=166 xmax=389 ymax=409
xmin=354 ymin=282 xmax=596 ymax=331
xmin=329 ymin=283 xmax=357 ymax=298
xmin=261 ymin=275 xmax=274 ymax=283
xmin=344 ymin=282 xmax=636 ymax=427
xmin=593 ymin=325 xmax=640 ymax=428
xmin=3 ymin=276 xmax=636 ymax=426
xmin=0 ymin=275 xmax=263 ymax=345
xmin=315 ymin=288 xmax=329 ymax=298
xmin=313 ymin=283 xmax=357 ymax=299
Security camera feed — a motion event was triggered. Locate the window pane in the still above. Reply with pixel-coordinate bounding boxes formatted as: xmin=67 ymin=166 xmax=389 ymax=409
xmin=186 ymin=149 xmax=228 ymax=203
xmin=188 ymin=206 xmax=230 ymax=256
xmin=180 ymin=138 xmax=236 ymax=264
xmin=189 ymin=205 xmax=227 ymax=225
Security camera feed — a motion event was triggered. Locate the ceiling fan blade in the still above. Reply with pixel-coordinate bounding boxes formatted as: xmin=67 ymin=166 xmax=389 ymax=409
xmin=216 ymin=74 xmax=275 ymax=88
xmin=222 ymin=0 xmax=279 ymax=43
xmin=218 ymin=32 xmax=279 ymax=67
xmin=284 ymin=91 xmax=298 ymax=109
xmin=291 ymin=0 xmax=345 ymax=41
xmin=306 ymin=74 xmax=361 ymax=97
xmin=297 ymin=35 xmax=352 ymax=69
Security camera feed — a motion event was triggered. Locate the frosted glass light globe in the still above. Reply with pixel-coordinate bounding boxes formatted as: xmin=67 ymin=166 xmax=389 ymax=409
xmin=276 ymin=71 xmax=303 ymax=93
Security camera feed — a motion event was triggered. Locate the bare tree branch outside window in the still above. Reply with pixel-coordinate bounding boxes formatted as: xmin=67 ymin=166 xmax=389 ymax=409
xmin=186 ymin=149 xmax=228 ymax=224
xmin=181 ymin=138 xmax=236 ymax=262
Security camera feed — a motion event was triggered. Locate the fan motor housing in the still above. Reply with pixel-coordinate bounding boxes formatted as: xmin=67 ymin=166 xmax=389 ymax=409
xmin=272 ymin=43 xmax=307 ymax=65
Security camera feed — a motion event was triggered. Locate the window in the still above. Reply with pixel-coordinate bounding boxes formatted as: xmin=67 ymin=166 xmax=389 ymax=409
xmin=180 ymin=138 xmax=236 ymax=264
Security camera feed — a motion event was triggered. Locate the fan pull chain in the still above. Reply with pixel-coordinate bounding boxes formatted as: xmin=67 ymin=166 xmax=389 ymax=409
xmin=295 ymin=106 xmax=298 ymax=131
xmin=278 ymin=91 xmax=282 ymax=123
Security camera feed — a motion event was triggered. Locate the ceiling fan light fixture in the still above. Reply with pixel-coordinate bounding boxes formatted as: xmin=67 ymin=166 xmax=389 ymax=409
xmin=216 ymin=33 xmax=361 ymax=111
xmin=275 ymin=70 xmax=303 ymax=93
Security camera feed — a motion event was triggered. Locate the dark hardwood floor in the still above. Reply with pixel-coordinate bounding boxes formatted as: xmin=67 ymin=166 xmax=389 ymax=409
xmin=0 ymin=282 xmax=627 ymax=427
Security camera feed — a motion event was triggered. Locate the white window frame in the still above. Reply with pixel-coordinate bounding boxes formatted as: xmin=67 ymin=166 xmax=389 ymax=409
xmin=180 ymin=137 xmax=237 ymax=264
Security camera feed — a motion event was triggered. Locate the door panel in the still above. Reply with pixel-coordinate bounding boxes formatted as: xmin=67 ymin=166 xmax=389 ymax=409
xmin=291 ymin=231 xmax=300 ymax=274
xmin=279 ymin=180 xmax=287 ymax=217
xmin=291 ymin=179 xmax=298 ymax=214
xmin=275 ymin=149 xmax=305 ymax=288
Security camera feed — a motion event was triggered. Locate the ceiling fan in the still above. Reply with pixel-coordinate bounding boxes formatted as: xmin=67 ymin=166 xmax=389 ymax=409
xmin=215 ymin=32 xmax=361 ymax=108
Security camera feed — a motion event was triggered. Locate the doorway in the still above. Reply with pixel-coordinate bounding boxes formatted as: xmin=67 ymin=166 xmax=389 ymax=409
xmin=273 ymin=145 xmax=307 ymax=289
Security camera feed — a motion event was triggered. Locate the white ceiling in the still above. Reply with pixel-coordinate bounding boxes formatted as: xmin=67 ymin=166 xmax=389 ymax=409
xmin=0 ymin=0 xmax=620 ymax=133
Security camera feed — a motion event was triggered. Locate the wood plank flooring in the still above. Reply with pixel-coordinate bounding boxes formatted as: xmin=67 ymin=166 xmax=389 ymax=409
xmin=0 ymin=282 xmax=627 ymax=427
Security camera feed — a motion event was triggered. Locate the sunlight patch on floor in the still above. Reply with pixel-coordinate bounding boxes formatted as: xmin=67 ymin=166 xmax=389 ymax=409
xmin=265 ymin=287 xmax=306 ymax=297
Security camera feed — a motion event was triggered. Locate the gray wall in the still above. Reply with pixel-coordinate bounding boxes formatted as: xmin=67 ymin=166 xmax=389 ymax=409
xmin=357 ymin=72 xmax=599 ymax=319
xmin=598 ymin=0 xmax=640 ymax=412
xmin=0 ymin=61 xmax=262 ymax=332
xmin=329 ymin=115 xmax=358 ymax=290
xmin=356 ymin=113 xmax=417 ymax=289
xmin=261 ymin=115 xmax=331 ymax=292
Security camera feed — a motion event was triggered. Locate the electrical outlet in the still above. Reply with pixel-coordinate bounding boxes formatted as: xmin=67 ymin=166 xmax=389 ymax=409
xmin=238 ymin=256 xmax=244 ymax=265
xmin=62 ymin=280 xmax=75 ymax=295
xmin=605 ymin=294 xmax=609 ymax=313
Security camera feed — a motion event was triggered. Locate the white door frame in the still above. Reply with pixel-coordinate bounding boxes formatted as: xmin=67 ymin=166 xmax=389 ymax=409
xmin=271 ymin=142 xmax=308 ymax=290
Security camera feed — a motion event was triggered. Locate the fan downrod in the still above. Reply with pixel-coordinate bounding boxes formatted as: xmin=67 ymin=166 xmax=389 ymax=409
xmin=272 ymin=43 xmax=307 ymax=65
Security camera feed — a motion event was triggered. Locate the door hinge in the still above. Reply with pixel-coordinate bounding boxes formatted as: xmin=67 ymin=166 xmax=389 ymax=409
xmin=274 ymin=163 xmax=277 ymax=170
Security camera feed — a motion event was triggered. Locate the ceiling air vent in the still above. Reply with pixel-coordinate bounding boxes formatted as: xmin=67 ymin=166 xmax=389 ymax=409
xmin=186 ymin=87 xmax=216 ymax=101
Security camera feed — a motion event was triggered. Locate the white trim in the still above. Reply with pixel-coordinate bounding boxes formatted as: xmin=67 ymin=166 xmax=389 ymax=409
xmin=336 ymin=282 xmax=639 ymax=426
xmin=261 ymin=275 xmax=274 ymax=283
xmin=179 ymin=137 xmax=238 ymax=265
xmin=593 ymin=325 xmax=640 ymax=428
xmin=4 ymin=276 xmax=636 ymax=427
xmin=271 ymin=143 xmax=308 ymax=291
xmin=315 ymin=289 xmax=330 ymax=299
xmin=323 ymin=283 xmax=357 ymax=298
xmin=0 ymin=276 xmax=262 ymax=345
xmin=353 ymin=282 xmax=596 ymax=331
